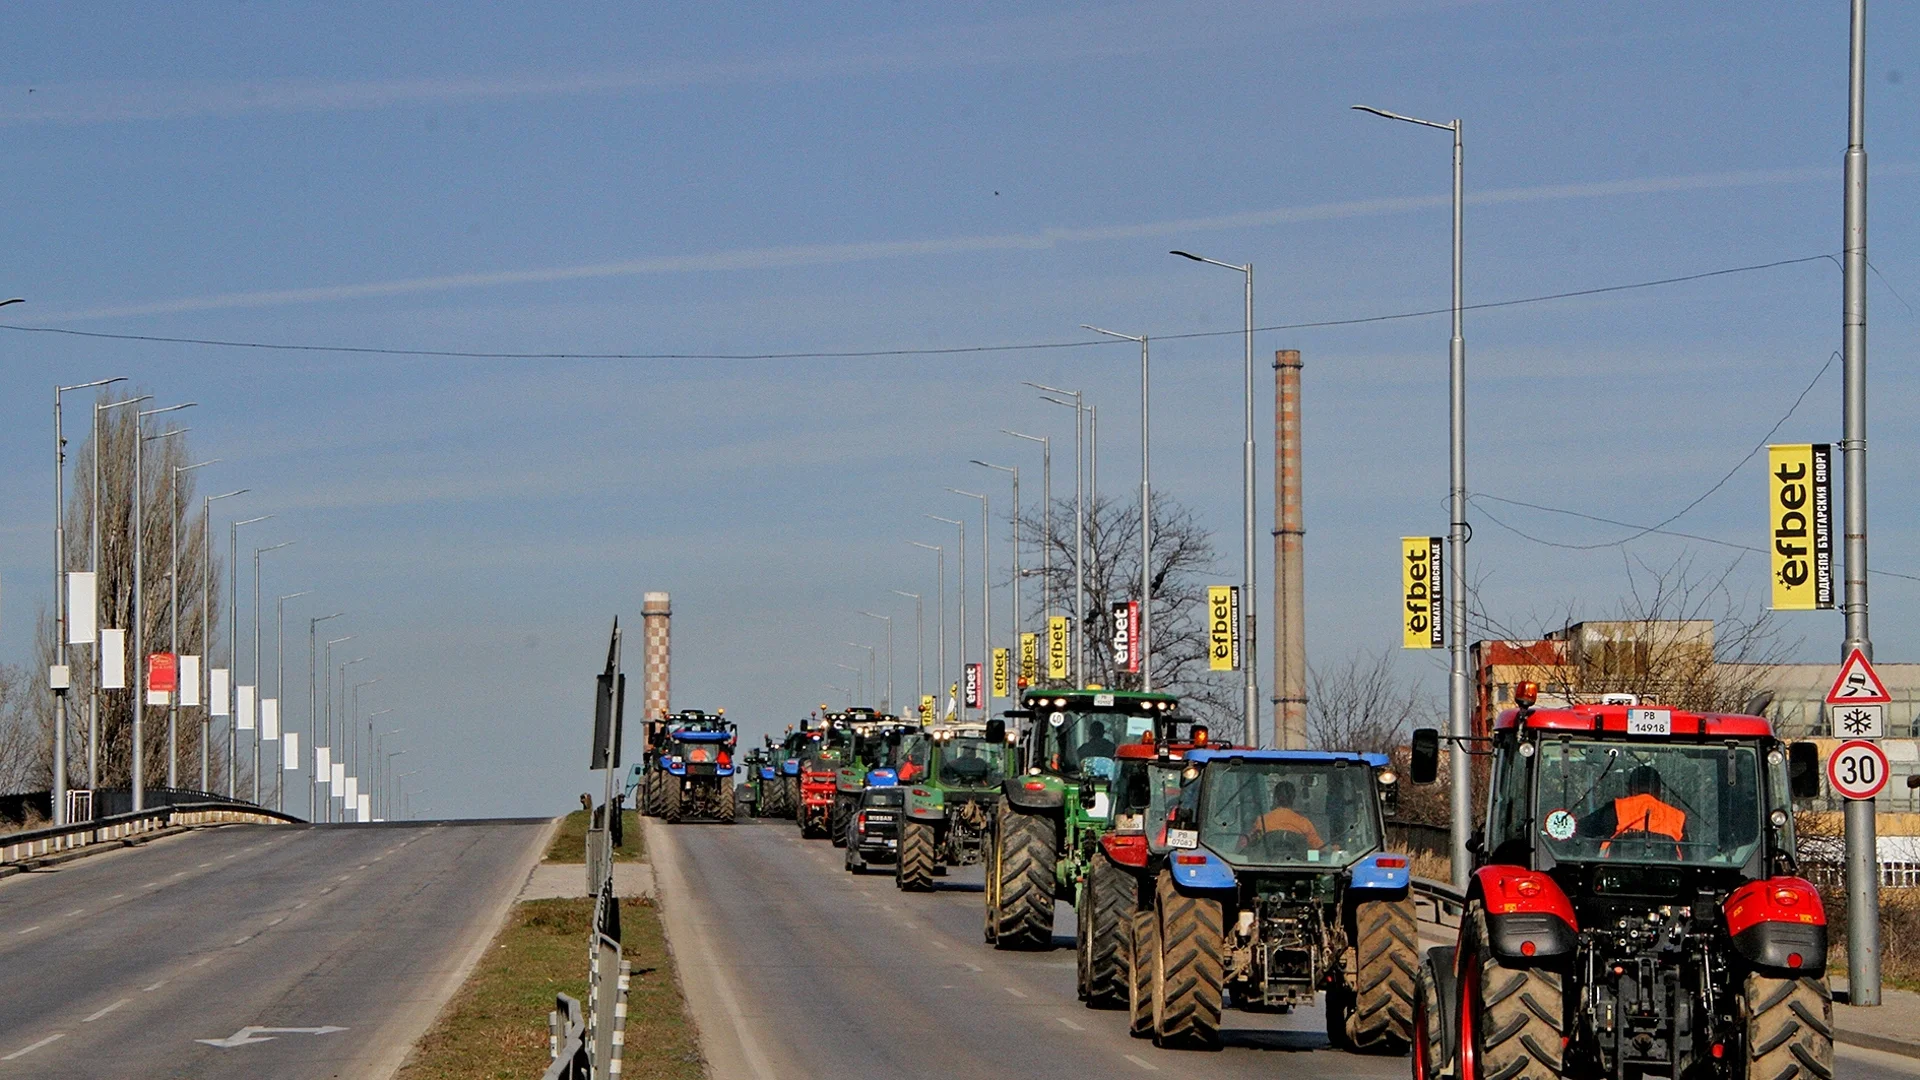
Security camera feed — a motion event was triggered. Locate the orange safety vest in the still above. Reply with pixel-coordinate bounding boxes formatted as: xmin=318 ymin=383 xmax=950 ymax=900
xmin=1602 ymin=793 xmax=1685 ymax=858
xmin=1252 ymin=807 xmax=1324 ymax=848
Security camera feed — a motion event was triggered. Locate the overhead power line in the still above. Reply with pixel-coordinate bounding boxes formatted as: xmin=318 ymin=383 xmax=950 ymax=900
xmin=0 ymin=253 xmax=1838 ymax=361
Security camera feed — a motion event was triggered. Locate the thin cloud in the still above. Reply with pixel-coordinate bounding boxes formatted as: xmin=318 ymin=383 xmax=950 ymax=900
xmin=46 ymin=164 xmax=1873 ymax=323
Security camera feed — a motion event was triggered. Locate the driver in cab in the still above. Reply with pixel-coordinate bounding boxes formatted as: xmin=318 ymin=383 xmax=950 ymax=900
xmin=1244 ymin=779 xmax=1324 ymax=850
xmin=1076 ymin=720 xmax=1116 ymax=762
xmin=1581 ymin=764 xmax=1689 ymax=855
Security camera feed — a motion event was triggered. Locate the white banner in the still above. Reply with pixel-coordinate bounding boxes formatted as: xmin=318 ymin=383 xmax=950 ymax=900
xmin=284 ymin=731 xmax=300 ymax=772
xmin=331 ymin=762 xmax=346 ymax=791
xmin=260 ymin=698 xmax=279 ymax=741
xmin=100 ymin=629 xmax=127 ymax=689
xmin=316 ymin=745 xmax=331 ymax=785
xmin=236 ymin=685 xmax=256 ymax=732
xmin=345 ymin=775 xmax=358 ymax=803
xmin=66 ymin=572 xmax=96 ymax=644
xmin=146 ymin=686 xmax=169 ymax=706
xmin=179 ymin=655 xmax=201 ymax=706
xmin=210 ymin=668 xmax=230 ymax=716
xmin=357 ymin=794 xmax=371 ymax=821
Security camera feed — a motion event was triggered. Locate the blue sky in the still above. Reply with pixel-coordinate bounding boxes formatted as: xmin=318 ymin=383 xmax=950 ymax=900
xmin=0 ymin=1 xmax=1916 ymax=816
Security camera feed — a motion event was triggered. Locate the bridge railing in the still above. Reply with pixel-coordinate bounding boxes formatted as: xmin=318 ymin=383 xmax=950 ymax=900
xmin=0 ymin=801 xmax=303 ymax=866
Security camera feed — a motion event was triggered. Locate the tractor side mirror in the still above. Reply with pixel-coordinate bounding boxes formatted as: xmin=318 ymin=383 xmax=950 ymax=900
xmin=985 ymin=718 xmax=1007 ymax=744
xmin=1410 ymin=728 xmax=1441 ymax=784
xmin=1788 ymin=742 xmax=1822 ymax=800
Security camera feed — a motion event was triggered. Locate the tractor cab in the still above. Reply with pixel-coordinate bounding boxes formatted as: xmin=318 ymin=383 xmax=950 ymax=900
xmin=660 ymin=709 xmax=737 ymax=779
xmin=1105 ymin=718 xmax=1217 ymax=861
xmin=1013 ymin=688 xmax=1182 ymax=783
xmin=900 ymin=722 xmax=1010 ymax=790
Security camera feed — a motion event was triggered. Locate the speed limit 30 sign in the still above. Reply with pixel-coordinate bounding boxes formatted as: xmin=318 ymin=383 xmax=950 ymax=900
xmin=1827 ymin=739 xmax=1890 ymax=801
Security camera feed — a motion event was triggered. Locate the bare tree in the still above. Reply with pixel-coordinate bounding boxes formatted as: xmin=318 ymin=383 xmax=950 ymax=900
xmin=1308 ymin=649 xmax=1435 ymax=755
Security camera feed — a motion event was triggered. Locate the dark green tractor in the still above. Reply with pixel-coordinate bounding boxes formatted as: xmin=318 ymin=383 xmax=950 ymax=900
xmin=983 ymin=688 xmax=1181 ymax=950
xmin=827 ymin=709 xmax=912 ymax=847
xmin=893 ymin=722 xmax=1011 ymax=891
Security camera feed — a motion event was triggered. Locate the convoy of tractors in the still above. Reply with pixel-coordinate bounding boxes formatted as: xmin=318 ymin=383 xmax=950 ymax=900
xmin=640 ymin=682 xmax=1837 ymax=1079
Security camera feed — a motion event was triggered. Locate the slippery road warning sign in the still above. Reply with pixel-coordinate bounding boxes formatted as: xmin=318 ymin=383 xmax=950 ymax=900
xmin=1827 ymin=740 xmax=1890 ymax=801
xmin=1825 ymin=648 xmax=1891 ymax=705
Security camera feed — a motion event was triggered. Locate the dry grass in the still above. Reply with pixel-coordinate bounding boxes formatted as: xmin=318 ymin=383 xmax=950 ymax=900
xmin=396 ymin=896 xmax=702 ymax=1080
xmin=545 ymin=808 xmax=645 ymax=864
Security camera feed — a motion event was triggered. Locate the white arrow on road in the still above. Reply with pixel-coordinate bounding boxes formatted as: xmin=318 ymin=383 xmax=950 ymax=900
xmin=196 ymin=1025 xmax=347 ymax=1048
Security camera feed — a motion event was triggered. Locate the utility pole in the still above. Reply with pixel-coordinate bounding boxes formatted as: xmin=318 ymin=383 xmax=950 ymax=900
xmin=228 ymin=514 xmax=270 ymax=800
xmin=53 ymin=376 xmax=124 ymax=824
xmin=308 ymin=613 xmax=344 ymax=820
xmin=201 ymin=490 xmax=245 ymax=792
xmin=169 ymin=459 xmax=215 ymax=789
xmin=890 ymin=591 xmax=923 ymax=712
xmin=909 ymin=543 xmax=946 ymax=713
xmin=1029 ymin=383 xmax=1086 ymax=686
xmin=928 ymin=517 xmax=966 ymax=713
xmin=1005 ymin=431 xmax=1051 ymax=625
xmin=133 ymin=404 xmax=195 ymax=811
xmin=947 ymin=490 xmax=990 ymax=716
xmin=1841 ymin=0 xmax=1880 ymax=1006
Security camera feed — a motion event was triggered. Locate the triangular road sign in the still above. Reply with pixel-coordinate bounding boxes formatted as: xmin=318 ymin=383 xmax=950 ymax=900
xmin=1826 ymin=648 xmax=1892 ymax=705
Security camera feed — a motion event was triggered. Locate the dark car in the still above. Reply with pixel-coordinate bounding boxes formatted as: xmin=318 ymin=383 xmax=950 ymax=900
xmin=844 ymin=785 xmax=905 ymax=872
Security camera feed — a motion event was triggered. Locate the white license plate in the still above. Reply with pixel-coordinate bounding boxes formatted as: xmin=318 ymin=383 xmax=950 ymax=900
xmin=1167 ymin=828 xmax=1199 ymax=850
xmin=1626 ymin=708 xmax=1672 ymax=736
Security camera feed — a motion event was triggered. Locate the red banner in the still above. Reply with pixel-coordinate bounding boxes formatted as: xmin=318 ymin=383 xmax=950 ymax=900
xmin=147 ymin=652 xmax=178 ymax=693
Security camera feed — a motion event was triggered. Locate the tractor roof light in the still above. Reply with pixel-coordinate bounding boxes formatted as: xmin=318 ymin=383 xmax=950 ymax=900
xmin=1192 ymin=726 xmax=1210 ymax=746
xmin=1377 ymin=769 xmax=1397 ymax=786
xmin=1514 ymin=681 xmax=1538 ymax=708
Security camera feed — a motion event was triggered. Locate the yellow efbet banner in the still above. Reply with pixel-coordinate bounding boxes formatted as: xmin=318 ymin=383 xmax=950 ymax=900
xmin=1767 ymin=444 xmax=1833 ymax=611
xmin=1046 ymin=616 xmax=1070 ymax=680
xmin=1402 ymin=537 xmax=1442 ymax=649
xmin=1019 ymin=633 xmax=1038 ymax=685
xmin=919 ymin=694 xmax=935 ymax=723
xmin=1207 ymin=586 xmax=1240 ymax=671
xmin=992 ymin=648 xmax=1010 ymax=698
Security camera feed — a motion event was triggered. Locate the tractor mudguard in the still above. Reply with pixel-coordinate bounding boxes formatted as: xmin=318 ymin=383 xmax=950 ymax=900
xmin=1726 ymin=876 xmax=1828 ymax=973
xmin=1425 ymin=944 xmax=1459 ymax=1071
xmin=1100 ymin=832 xmax=1149 ymax=868
xmin=1347 ymin=851 xmax=1412 ymax=894
xmin=781 ymin=759 xmax=800 ymax=776
xmin=1167 ymin=847 xmax=1237 ymax=891
xmin=903 ymin=786 xmax=946 ymax=821
xmin=1003 ymin=775 xmax=1065 ymax=811
xmin=1472 ymin=865 xmax=1577 ymax=961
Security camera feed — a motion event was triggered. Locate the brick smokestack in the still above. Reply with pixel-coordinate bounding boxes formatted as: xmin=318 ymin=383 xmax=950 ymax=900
xmin=1272 ymin=351 xmax=1308 ymax=749
xmin=642 ymin=592 xmax=671 ymax=720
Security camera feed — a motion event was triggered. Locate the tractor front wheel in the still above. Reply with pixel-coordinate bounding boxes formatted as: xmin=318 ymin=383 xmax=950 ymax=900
xmin=896 ymin=820 xmax=936 ymax=892
xmin=1347 ymin=897 xmax=1416 ymax=1053
xmin=1742 ymin=974 xmax=1833 ymax=1080
xmin=989 ymin=801 xmax=1056 ymax=950
xmin=1083 ymin=853 xmax=1131 ymax=1009
xmin=1153 ymin=871 xmax=1223 ymax=1050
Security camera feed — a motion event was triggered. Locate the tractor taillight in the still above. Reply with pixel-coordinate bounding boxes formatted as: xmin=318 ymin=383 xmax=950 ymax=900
xmin=1376 ymin=856 xmax=1407 ymax=869
xmin=1788 ymin=953 xmax=1804 ymax=968
xmin=1520 ymin=940 xmax=1536 ymax=957
xmin=1175 ymin=854 xmax=1207 ymax=865
xmin=1513 ymin=878 xmax=1543 ymax=897
xmin=1773 ymin=887 xmax=1801 ymax=907
xmin=718 ymin=751 xmax=731 ymax=767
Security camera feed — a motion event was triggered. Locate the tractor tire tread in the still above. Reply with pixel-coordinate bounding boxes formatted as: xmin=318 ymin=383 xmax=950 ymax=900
xmin=1348 ymin=897 xmax=1417 ymax=1053
xmin=897 ymin=820 xmax=936 ymax=892
xmin=1745 ymin=974 xmax=1834 ymax=1080
xmin=991 ymin=801 xmax=1056 ymax=950
xmin=1154 ymin=872 xmax=1223 ymax=1050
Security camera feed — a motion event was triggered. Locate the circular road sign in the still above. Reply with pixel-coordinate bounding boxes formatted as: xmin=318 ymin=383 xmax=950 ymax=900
xmin=1827 ymin=739 xmax=1890 ymax=801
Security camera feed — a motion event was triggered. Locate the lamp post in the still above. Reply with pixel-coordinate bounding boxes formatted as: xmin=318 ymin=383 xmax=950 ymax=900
xmin=320 ymin=635 xmax=354 ymax=821
xmin=227 ymin=514 xmax=270 ymax=799
xmin=826 ymin=683 xmax=852 ymax=708
xmin=308 ymin=616 xmax=345 ymax=820
xmin=396 ymin=767 xmax=422 ymax=821
xmin=167 ymin=458 xmax=217 ymax=789
xmin=971 ymin=461 xmax=1020 ymax=691
xmin=842 ymin=646 xmax=875 ymax=709
xmin=1354 ymin=101 xmax=1469 ymax=886
xmin=372 ymin=720 xmax=399 ymax=815
xmin=383 ymin=750 xmax=405 ymax=820
xmin=947 ymin=488 xmax=991 ymax=714
xmin=340 ymin=663 xmax=371 ymax=818
xmin=833 ymin=665 xmax=862 ymax=707
xmin=908 ymin=542 xmax=946 ymax=711
xmin=1004 ymin=431 xmax=1052 ymax=625
xmin=350 ymin=676 xmax=380 ymax=778
xmin=250 ymin=539 xmax=295 ymax=805
xmin=133 ymin=404 xmax=196 ymax=812
xmin=201 ymin=489 xmax=247 ymax=791
xmin=274 ymin=590 xmax=312 ymax=813
xmin=857 ymin=612 xmax=894 ymax=713
xmin=1084 ymin=327 xmax=1156 ymax=691
xmin=53 ymin=374 xmax=124 ymax=824
xmin=1028 ymin=382 xmax=1086 ymax=685
xmin=92 ymin=394 xmax=150 ymax=791
xmin=889 ymin=591 xmax=923 ymax=713
xmin=1171 ymin=250 xmax=1261 ymax=741
xmin=927 ymin=516 xmax=966 ymax=710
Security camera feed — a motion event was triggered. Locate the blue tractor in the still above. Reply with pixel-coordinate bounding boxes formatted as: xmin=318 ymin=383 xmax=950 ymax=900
xmin=1131 ymin=748 xmax=1415 ymax=1052
xmin=655 ymin=710 xmax=739 ymax=824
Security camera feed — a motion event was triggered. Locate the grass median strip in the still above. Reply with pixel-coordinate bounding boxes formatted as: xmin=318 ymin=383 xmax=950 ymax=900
xmin=397 ymin=895 xmax=701 ymax=1080
xmin=545 ymin=808 xmax=645 ymax=863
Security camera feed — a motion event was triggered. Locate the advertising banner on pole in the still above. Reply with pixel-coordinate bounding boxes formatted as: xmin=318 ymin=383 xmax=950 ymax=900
xmin=1046 ymin=616 xmax=1069 ymax=680
xmin=261 ymin=698 xmax=279 ymax=741
xmin=66 ymin=572 xmax=96 ymax=644
xmin=284 ymin=731 xmax=299 ymax=771
xmin=1019 ymin=633 xmax=1038 ymax=685
xmin=146 ymin=653 xmax=176 ymax=705
xmin=331 ymin=761 xmax=346 ymax=791
xmin=316 ymin=744 xmax=331 ymax=786
xmin=1767 ymin=443 xmax=1834 ymax=610
xmin=1208 ymin=586 xmax=1241 ymax=671
xmin=1111 ymin=601 xmax=1141 ymax=674
xmin=179 ymin=654 xmax=201 ymax=706
xmin=210 ymin=667 xmax=229 ymax=716
xmin=358 ymin=793 xmax=372 ymax=821
xmin=237 ymin=685 xmax=255 ymax=732
xmin=1402 ymin=537 xmax=1443 ymax=649
xmin=919 ymin=694 xmax=935 ymax=723
xmin=100 ymin=629 xmax=127 ymax=689
xmin=992 ymin=648 xmax=1010 ymax=698
xmin=964 ymin=663 xmax=982 ymax=709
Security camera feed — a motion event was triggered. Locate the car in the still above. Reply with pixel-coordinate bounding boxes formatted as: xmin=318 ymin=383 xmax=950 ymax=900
xmin=845 ymin=785 xmax=907 ymax=873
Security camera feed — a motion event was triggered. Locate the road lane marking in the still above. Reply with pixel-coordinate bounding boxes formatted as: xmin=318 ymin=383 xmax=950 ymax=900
xmin=192 ymin=957 xmax=213 ymax=967
xmin=107 ymin=892 xmax=126 ymax=899
xmin=267 ymin=916 xmax=286 ymax=926
xmin=1125 ymin=1054 xmax=1159 ymax=1071
xmin=963 ymin=963 xmax=983 ymax=972
xmin=142 ymin=981 xmax=167 ymax=992
xmin=1004 ymin=987 xmax=1028 ymax=998
xmin=1055 ymin=1016 xmax=1085 ymax=1030
xmin=62 ymin=908 xmax=84 ymax=917
xmin=83 ymin=999 xmax=129 ymax=1022
xmin=2 ymin=1034 xmax=63 ymax=1060
xmin=17 ymin=925 xmax=40 ymax=935
xmin=931 ymin=939 xmax=949 ymax=950
xmin=233 ymin=936 xmax=251 ymax=946
xmin=142 ymin=882 xmax=159 ymax=889
xmin=171 ymin=870 xmax=188 ymax=878
xmin=293 ymin=900 xmax=307 ymax=909
xmin=199 ymin=862 xmax=213 ymax=868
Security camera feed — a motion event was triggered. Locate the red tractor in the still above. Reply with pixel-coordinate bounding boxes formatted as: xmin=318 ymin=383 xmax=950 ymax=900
xmin=1408 ymin=686 xmax=1830 ymax=1080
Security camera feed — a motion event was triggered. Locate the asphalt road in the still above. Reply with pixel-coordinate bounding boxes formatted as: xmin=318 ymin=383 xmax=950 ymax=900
xmin=0 ymin=818 xmax=548 ymax=1079
xmin=650 ymin=817 xmax=1920 ymax=1080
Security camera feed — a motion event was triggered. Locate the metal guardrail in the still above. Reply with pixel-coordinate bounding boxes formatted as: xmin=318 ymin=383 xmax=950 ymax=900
xmin=543 ymin=994 xmax=590 ymax=1080
xmin=1411 ymin=875 xmax=1466 ymax=934
xmin=0 ymin=801 xmax=303 ymax=866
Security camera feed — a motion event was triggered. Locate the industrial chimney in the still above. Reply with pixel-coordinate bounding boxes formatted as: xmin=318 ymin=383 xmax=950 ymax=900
xmin=642 ymin=592 xmax=671 ymax=720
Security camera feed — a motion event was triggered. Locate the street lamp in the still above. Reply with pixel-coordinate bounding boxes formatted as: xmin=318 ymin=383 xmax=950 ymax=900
xmin=833 ymin=664 xmax=862 ymax=706
xmin=1003 ymin=430 xmax=1052 ymax=626
xmin=167 ymin=458 xmax=217 ymax=789
xmin=383 ymin=750 xmax=405 ymax=820
xmin=971 ymin=461 xmax=1021 ymax=689
xmin=91 ymin=394 xmax=151 ymax=791
xmin=927 ymin=516 xmax=966 ymax=707
xmin=200 ymin=489 xmax=247 ymax=791
xmin=826 ymin=683 xmax=852 ymax=707
xmin=857 ymin=612 xmax=894 ymax=714
xmin=1027 ymin=382 xmax=1086 ymax=686
xmin=842 ymin=646 xmax=875 ymax=708
xmin=252 ymin=539 xmax=296 ymax=804
xmin=273 ymin=590 xmax=313 ymax=812
xmin=53 ymin=375 xmax=125 ymax=823
xmin=132 ymin=403 xmax=196 ymax=811
xmin=946 ymin=488 xmax=990 ymax=714
xmin=908 ymin=542 xmax=946 ymax=709
xmin=395 ymin=767 xmax=423 ymax=821
xmin=227 ymin=514 xmax=271 ymax=799
xmin=1171 ymin=249 xmax=1261 ymax=742
xmin=320 ymin=634 xmax=354 ymax=821
xmin=1354 ymin=102 xmax=1469 ymax=886
xmin=888 ymin=591 xmax=923 ymax=713
xmin=1085 ymin=325 xmax=1156 ymax=692
xmin=308 ymin=615 xmax=345 ymax=819
xmin=350 ymin=676 xmax=380 ymax=777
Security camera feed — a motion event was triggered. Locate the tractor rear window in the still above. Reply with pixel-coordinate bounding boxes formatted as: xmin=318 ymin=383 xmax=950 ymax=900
xmin=1198 ymin=760 xmax=1381 ymax=868
xmin=937 ymin=737 xmax=1006 ymax=786
xmin=1032 ymin=710 xmax=1125 ymax=780
xmin=1143 ymin=762 xmax=1192 ymax=854
xmin=863 ymin=788 xmax=905 ymax=809
xmin=1534 ymin=740 xmax=1763 ymax=868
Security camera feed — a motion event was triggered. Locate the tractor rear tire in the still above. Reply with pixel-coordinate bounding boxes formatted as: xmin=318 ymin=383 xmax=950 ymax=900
xmin=1083 ymin=853 xmax=1132 ymax=1009
xmin=783 ymin=777 xmax=800 ymax=818
xmin=1347 ymin=897 xmax=1417 ymax=1053
xmin=1470 ymin=909 xmax=1563 ymax=1080
xmin=718 ymin=781 xmax=736 ymax=824
xmin=1743 ymin=974 xmax=1833 ymax=1080
xmin=643 ymin=771 xmax=665 ymax=817
xmin=896 ymin=820 xmax=936 ymax=892
xmin=1128 ymin=906 xmax=1157 ymax=1038
xmin=662 ymin=777 xmax=684 ymax=825
xmin=830 ymin=794 xmax=854 ymax=847
xmin=1413 ymin=952 xmax=1448 ymax=1080
xmin=990 ymin=801 xmax=1057 ymax=950
xmin=1153 ymin=871 xmax=1223 ymax=1050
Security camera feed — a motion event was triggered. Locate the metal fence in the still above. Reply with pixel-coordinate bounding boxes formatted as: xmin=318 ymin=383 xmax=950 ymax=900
xmin=0 ymin=800 xmax=302 ymax=867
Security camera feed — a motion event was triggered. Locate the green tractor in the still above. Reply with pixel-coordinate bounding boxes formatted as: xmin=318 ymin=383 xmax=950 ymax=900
xmin=827 ymin=709 xmax=913 ymax=847
xmin=893 ymin=721 xmax=1012 ymax=891
xmin=984 ymin=688 xmax=1182 ymax=950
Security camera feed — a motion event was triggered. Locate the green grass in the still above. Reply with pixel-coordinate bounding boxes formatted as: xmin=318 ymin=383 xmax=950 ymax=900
xmin=396 ymin=897 xmax=702 ymax=1080
xmin=545 ymin=808 xmax=645 ymax=863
